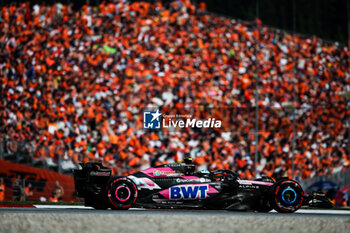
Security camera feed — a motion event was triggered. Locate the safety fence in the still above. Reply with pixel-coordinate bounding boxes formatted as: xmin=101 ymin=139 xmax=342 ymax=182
xmin=0 ymin=159 xmax=76 ymax=202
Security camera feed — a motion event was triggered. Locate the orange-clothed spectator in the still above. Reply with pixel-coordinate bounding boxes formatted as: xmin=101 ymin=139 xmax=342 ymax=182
xmin=50 ymin=181 xmax=64 ymax=202
xmin=0 ymin=178 xmax=5 ymax=201
xmin=24 ymin=183 xmax=33 ymax=201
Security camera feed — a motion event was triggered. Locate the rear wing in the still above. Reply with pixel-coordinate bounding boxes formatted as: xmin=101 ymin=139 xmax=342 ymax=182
xmin=73 ymin=162 xmax=111 ymax=198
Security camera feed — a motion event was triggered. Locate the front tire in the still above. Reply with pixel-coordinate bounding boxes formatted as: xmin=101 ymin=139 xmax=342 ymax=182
xmin=107 ymin=177 xmax=138 ymax=210
xmin=272 ymin=180 xmax=304 ymax=213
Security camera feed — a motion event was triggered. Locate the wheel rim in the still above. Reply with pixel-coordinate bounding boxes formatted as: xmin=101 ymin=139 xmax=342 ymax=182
xmin=115 ymin=185 xmax=131 ymax=202
xmin=281 ymin=187 xmax=297 ymax=204
xmin=108 ymin=178 xmax=138 ymax=209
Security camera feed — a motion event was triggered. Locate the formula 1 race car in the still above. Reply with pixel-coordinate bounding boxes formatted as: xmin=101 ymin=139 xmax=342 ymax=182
xmin=74 ymin=160 xmax=333 ymax=213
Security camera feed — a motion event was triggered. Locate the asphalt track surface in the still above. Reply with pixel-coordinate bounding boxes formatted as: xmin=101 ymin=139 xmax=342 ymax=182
xmin=1 ymin=207 xmax=350 ymax=233
xmin=1 ymin=206 xmax=350 ymax=218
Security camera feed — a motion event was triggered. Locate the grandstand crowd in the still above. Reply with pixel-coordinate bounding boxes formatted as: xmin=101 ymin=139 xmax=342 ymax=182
xmin=0 ymin=0 xmax=349 ymax=180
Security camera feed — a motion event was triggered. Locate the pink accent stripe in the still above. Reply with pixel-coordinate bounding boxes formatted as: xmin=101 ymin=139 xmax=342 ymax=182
xmin=238 ymin=180 xmax=274 ymax=186
xmin=159 ymin=189 xmax=170 ymax=199
xmin=208 ymin=184 xmax=220 ymax=193
xmin=180 ymin=176 xmax=199 ymax=179
xmin=141 ymin=167 xmax=175 ymax=177
xmin=0 ymin=204 xmax=36 ymax=208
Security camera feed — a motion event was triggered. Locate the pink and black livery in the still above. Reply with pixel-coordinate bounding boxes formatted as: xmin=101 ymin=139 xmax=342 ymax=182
xmin=74 ymin=161 xmax=333 ymax=213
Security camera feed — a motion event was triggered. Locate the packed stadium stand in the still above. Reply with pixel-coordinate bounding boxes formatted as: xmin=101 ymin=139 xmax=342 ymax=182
xmin=0 ymin=0 xmax=349 ymax=181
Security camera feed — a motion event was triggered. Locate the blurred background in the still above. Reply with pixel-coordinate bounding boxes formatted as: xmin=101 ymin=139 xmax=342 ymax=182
xmin=0 ymin=0 xmax=349 ymax=207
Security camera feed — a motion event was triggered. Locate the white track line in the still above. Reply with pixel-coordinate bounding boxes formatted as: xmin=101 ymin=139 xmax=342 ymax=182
xmin=33 ymin=205 xmax=146 ymax=210
xmin=33 ymin=205 xmax=93 ymax=209
xmin=284 ymin=209 xmax=350 ymax=215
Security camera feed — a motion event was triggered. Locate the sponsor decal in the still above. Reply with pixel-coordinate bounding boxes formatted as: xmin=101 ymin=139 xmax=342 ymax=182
xmin=176 ymin=178 xmax=198 ymax=183
xmin=170 ymin=184 xmax=208 ymax=200
xmin=200 ymin=170 xmax=210 ymax=174
xmin=166 ymin=163 xmax=183 ymax=167
xmin=176 ymin=178 xmax=210 ymax=183
xmin=239 ymin=184 xmax=260 ymax=189
xmin=90 ymin=171 xmax=111 ymax=176
xmin=153 ymin=170 xmax=175 ymax=176
xmin=141 ymin=167 xmax=176 ymax=177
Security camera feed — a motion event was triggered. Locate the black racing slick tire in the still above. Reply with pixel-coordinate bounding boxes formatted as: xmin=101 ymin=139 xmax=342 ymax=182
xmin=272 ymin=179 xmax=304 ymax=213
xmin=107 ymin=177 xmax=138 ymax=210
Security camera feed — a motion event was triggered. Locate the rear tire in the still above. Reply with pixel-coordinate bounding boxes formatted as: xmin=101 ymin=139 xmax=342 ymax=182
xmin=107 ymin=177 xmax=138 ymax=210
xmin=272 ymin=180 xmax=303 ymax=213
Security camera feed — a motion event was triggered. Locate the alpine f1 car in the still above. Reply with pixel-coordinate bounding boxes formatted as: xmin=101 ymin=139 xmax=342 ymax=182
xmin=74 ymin=160 xmax=333 ymax=213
